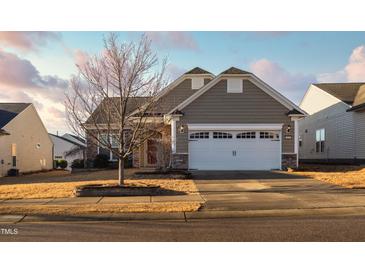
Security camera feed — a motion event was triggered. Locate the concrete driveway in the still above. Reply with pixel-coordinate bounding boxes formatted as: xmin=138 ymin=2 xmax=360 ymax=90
xmin=192 ymin=171 xmax=365 ymax=212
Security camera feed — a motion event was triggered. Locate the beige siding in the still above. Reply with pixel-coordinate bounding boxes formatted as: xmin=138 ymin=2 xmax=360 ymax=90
xmin=176 ymin=79 xmax=294 ymax=153
xmin=158 ymin=78 xmax=211 ymax=113
xmin=298 ymin=102 xmax=356 ymax=159
xmin=0 ymin=105 xmax=53 ymax=176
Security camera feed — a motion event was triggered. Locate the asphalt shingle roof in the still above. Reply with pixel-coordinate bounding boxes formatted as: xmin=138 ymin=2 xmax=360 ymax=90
xmin=184 ymin=67 xmax=213 ymax=75
xmin=221 ymin=67 xmax=252 ymax=75
xmin=313 ymin=83 xmax=365 ymax=105
xmin=0 ymin=103 xmax=31 ymax=128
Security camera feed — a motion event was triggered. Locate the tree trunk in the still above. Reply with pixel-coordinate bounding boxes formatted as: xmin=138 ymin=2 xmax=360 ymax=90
xmin=118 ymin=158 xmax=124 ymax=186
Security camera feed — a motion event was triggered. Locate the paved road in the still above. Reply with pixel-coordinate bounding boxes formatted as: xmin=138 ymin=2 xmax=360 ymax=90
xmin=1 ymin=215 xmax=365 ymax=241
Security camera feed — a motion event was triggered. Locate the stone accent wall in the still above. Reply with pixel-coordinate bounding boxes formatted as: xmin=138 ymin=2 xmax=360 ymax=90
xmin=171 ymin=153 xmax=188 ymax=169
xmin=132 ymin=148 xmax=140 ymax=168
xmin=86 ymin=131 xmax=98 ymax=162
xmin=282 ymin=154 xmax=298 ymax=169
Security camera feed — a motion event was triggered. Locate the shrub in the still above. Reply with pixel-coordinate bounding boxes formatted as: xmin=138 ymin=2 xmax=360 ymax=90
xmin=58 ymin=160 xmax=68 ymax=169
xmin=93 ymin=154 xmax=109 ymax=168
xmin=71 ymin=159 xmax=85 ymax=169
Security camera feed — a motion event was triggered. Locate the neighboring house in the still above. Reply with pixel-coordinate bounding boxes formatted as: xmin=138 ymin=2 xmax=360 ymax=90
xmin=299 ymin=83 xmax=365 ymax=164
xmin=0 ymin=103 xmax=53 ymax=177
xmin=49 ymin=133 xmax=86 ymax=170
xmin=86 ymin=67 xmax=306 ymax=170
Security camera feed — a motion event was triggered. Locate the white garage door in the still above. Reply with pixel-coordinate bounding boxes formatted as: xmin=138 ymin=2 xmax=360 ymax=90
xmin=188 ymin=130 xmax=281 ymax=170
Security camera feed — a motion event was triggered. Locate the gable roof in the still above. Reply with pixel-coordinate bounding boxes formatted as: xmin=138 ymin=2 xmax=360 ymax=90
xmin=168 ymin=67 xmax=306 ymax=116
xmin=63 ymin=133 xmax=86 ymax=145
xmin=0 ymin=103 xmax=31 ymax=128
xmin=313 ymin=83 xmax=365 ymax=105
xmin=49 ymin=133 xmax=86 ymax=147
xmin=86 ymin=97 xmax=151 ymax=124
xmin=221 ymin=67 xmax=252 ymax=75
xmin=185 ymin=67 xmax=213 ymax=75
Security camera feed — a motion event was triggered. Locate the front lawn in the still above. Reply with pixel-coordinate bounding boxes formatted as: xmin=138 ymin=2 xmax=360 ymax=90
xmin=0 ymin=169 xmax=201 ymax=214
xmin=0 ymin=169 xmax=197 ymax=200
xmin=289 ymin=164 xmax=365 ymax=188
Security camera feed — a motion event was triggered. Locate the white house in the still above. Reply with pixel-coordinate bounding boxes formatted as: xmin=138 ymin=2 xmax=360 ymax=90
xmin=0 ymin=103 xmax=53 ymax=177
xmin=49 ymin=133 xmax=86 ymax=170
xmin=299 ymin=83 xmax=365 ymax=164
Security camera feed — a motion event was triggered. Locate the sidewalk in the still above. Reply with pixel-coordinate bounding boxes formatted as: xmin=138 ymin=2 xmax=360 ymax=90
xmin=0 ymin=194 xmax=204 ymax=206
xmin=2 ymin=204 xmax=365 ymax=223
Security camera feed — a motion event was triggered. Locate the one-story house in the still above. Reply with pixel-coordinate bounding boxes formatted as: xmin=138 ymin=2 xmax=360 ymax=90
xmin=49 ymin=133 xmax=86 ymax=170
xmin=299 ymin=82 xmax=365 ymax=164
xmin=0 ymin=103 xmax=53 ymax=176
xmin=86 ymin=67 xmax=306 ymax=170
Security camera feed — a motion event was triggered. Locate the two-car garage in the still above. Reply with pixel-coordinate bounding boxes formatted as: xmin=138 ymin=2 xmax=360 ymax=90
xmin=188 ymin=124 xmax=282 ymax=170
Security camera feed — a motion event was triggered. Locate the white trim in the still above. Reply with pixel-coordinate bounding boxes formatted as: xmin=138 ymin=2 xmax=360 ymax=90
xmin=187 ymin=123 xmax=284 ymax=131
xmin=168 ymin=72 xmax=305 ymax=115
xmin=294 ymin=119 xmax=299 ymax=167
xmin=171 ymin=118 xmax=177 ymax=153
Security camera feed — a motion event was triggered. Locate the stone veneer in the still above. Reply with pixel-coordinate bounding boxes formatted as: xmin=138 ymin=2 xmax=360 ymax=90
xmin=171 ymin=153 xmax=188 ymax=169
xmin=282 ymin=154 xmax=298 ymax=170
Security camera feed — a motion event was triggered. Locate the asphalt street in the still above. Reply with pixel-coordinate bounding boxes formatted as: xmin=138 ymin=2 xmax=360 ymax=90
xmin=1 ymin=215 xmax=365 ymax=241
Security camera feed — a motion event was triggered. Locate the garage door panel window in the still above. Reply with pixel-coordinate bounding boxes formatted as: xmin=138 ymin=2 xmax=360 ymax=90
xmin=260 ymin=131 xmax=279 ymax=140
xmin=213 ymin=132 xmax=233 ymax=139
xmin=189 ymin=132 xmax=209 ymax=139
xmin=236 ymin=132 xmax=256 ymax=139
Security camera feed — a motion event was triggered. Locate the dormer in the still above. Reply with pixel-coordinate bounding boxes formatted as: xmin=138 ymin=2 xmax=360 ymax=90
xmin=184 ymin=67 xmax=214 ymax=90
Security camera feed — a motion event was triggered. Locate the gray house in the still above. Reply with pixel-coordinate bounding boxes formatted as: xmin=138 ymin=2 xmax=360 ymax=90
xmin=299 ymin=83 xmax=365 ymax=164
xmin=86 ymin=67 xmax=306 ymax=170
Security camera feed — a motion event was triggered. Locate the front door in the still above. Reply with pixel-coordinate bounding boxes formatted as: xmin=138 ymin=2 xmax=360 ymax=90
xmin=147 ymin=139 xmax=158 ymax=166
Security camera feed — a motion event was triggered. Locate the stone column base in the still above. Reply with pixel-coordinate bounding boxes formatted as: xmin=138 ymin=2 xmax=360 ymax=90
xmin=171 ymin=153 xmax=188 ymax=169
xmin=282 ymin=154 xmax=298 ymax=169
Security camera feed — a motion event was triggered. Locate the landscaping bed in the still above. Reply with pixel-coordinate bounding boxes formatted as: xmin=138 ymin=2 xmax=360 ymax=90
xmin=74 ymin=184 xmax=186 ymax=197
xmin=289 ymin=164 xmax=365 ymax=188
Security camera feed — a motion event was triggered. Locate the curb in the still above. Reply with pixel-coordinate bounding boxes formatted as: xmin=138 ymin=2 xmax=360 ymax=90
xmin=3 ymin=206 xmax=365 ymax=223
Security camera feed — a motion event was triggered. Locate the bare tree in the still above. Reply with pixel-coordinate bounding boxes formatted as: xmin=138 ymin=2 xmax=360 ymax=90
xmin=65 ymin=33 xmax=167 ymax=185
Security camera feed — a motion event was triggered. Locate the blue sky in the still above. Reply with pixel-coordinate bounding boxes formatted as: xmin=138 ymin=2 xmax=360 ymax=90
xmin=0 ymin=31 xmax=365 ymax=134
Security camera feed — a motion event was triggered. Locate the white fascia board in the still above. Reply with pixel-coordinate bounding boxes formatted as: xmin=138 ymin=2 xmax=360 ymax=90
xmin=187 ymin=123 xmax=284 ymax=131
xmin=168 ymin=73 xmax=305 ymax=115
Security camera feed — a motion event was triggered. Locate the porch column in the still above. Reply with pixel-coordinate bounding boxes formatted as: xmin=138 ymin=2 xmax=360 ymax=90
xmin=171 ymin=118 xmax=177 ymax=153
xmin=292 ymin=117 xmax=300 ymax=167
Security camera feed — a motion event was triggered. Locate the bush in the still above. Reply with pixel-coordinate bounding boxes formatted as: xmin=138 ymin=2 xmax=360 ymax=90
xmin=58 ymin=160 xmax=68 ymax=169
xmin=54 ymin=159 xmax=68 ymax=169
xmin=93 ymin=154 xmax=109 ymax=168
xmin=71 ymin=159 xmax=85 ymax=169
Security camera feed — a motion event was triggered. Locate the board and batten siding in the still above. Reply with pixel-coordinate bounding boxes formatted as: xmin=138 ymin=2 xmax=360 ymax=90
xmin=157 ymin=78 xmax=211 ymax=113
xmin=298 ymin=102 xmax=356 ymax=160
xmin=175 ymin=79 xmax=294 ymax=154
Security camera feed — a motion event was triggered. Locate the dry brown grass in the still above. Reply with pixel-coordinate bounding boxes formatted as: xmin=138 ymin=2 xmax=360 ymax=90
xmin=0 ymin=169 xmax=198 ymax=200
xmin=289 ymin=164 xmax=365 ymax=188
xmin=0 ymin=202 xmax=201 ymax=215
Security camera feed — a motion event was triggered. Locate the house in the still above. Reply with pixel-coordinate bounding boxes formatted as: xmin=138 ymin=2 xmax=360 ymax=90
xmin=0 ymin=103 xmax=53 ymax=176
xmin=299 ymin=83 xmax=365 ymax=164
xmin=49 ymin=133 xmax=86 ymax=170
xmin=86 ymin=67 xmax=306 ymax=170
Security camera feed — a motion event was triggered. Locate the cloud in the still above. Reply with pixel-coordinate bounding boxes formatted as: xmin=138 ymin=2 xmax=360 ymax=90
xmin=0 ymin=49 xmax=69 ymax=133
xmin=317 ymin=45 xmax=365 ymax=83
xmin=0 ymin=31 xmax=60 ymax=52
xmin=166 ymin=63 xmax=186 ymax=80
xmin=146 ymin=32 xmax=198 ymax=51
xmin=250 ymin=58 xmax=316 ymax=103
xmin=73 ymin=49 xmax=90 ymax=68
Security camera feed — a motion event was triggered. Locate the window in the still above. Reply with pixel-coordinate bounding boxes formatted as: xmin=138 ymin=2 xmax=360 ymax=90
xmin=191 ymin=77 xmax=205 ymax=90
xmin=111 ymin=134 xmax=119 ymax=148
xmin=236 ymin=132 xmax=256 ymax=139
xmin=189 ymin=132 xmax=209 ymax=139
xmin=213 ymin=132 xmax=233 ymax=139
xmin=315 ymin=128 xmax=325 ymax=153
xmin=260 ymin=131 xmax=279 ymax=140
xmin=227 ymin=78 xmax=243 ymax=93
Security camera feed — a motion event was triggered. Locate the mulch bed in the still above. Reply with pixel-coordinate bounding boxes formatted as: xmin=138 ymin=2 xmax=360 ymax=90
xmin=74 ymin=184 xmax=186 ymax=197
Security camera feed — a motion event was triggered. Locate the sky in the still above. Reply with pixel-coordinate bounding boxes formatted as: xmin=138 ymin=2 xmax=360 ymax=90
xmin=0 ymin=31 xmax=365 ymax=135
